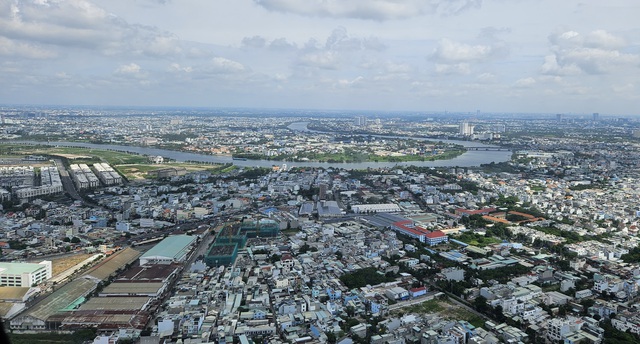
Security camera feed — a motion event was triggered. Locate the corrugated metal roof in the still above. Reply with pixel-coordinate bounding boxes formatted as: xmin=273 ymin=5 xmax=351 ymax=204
xmin=140 ymin=235 xmax=196 ymax=261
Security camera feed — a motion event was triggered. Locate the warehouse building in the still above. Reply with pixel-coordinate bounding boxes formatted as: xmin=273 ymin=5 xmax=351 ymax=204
xmin=139 ymin=235 xmax=197 ymax=265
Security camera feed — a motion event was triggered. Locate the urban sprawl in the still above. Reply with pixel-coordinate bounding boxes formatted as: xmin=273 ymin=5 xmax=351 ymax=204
xmin=1 ymin=108 xmax=640 ymax=344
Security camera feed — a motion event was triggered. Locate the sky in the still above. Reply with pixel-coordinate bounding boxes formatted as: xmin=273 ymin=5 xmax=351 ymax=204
xmin=0 ymin=0 xmax=639 ymax=115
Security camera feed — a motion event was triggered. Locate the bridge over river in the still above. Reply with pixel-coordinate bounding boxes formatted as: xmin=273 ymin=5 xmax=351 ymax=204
xmin=464 ymin=146 xmax=513 ymax=151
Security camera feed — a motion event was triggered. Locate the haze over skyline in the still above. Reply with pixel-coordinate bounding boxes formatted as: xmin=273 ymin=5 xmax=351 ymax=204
xmin=1 ymin=0 xmax=639 ymax=115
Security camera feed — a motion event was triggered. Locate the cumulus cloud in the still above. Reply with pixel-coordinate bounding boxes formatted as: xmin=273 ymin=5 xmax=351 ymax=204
xmin=435 ymin=63 xmax=471 ymax=75
xmin=515 ymin=77 xmax=536 ymax=88
xmin=540 ymin=55 xmax=581 ymax=76
xmin=269 ymin=38 xmax=297 ymax=51
xmin=322 ymin=27 xmax=386 ymax=52
xmin=210 ymin=57 xmax=245 ymax=73
xmin=584 ymin=30 xmax=626 ymax=49
xmin=476 ymin=72 xmax=496 ymax=83
xmin=293 ymin=28 xmax=387 ymax=71
xmin=335 ymin=76 xmax=365 ymax=88
xmin=169 ymin=63 xmax=192 ymax=73
xmin=253 ymin=0 xmax=482 ymax=21
xmin=115 ymin=63 xmax=142 ymax=75
xmin=0 ymin=36 xmax=56 ymax=59
xmin=385 ymin=62 xmax=412 ymax=74
xmin=0 ymin=0 xmax=183 ymax=58
xmin=143 ymin=35 xmax=182 ymax=56
xmin=242 ymin=36 xmax=267 ymax=49
xmin=431 ymin=38 xmax=499 ymax=62
xmin=298 ymin=51 xmax=340 ymax=69
xmin=612 ymin=83 xmax=635 ymax=94
xmin=543 ymin=29 xmax=639 ymax=75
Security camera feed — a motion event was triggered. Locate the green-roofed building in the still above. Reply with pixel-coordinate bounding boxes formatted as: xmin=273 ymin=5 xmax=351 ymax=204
xmin=140 ymin=234 xmax=197 ymax=265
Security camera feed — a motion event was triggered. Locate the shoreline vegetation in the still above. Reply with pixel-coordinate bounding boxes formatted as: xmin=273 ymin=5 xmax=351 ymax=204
xmin=232 ymin=148 xmax=465 ymax=163
xmin=3 ymin=136 xmax=468 ymax=164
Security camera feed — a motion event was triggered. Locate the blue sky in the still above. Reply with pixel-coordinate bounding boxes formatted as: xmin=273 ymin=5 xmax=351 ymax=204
xmin=0 ymin=0 xmax=639 ymax=115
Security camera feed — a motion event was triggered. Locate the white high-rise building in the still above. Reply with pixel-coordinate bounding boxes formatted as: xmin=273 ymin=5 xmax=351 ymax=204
xmin=459 ymin=121 xmax=474 ymax=136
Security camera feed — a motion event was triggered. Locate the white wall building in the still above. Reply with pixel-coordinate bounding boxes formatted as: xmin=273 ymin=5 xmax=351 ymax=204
xmin=0 ymin=261 xmax=52 ymax=287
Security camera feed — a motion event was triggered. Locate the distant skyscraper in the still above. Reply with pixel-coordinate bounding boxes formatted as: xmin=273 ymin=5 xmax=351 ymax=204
xmin=353 ymin=116 xmax=366 ymax=127
xmin=592 ymin=112 xmax=600 ymax=121
xmin=459 ymin=121 xmax=474 ymax=136
xmin=556 ymin=114 xmax=563 ymax=121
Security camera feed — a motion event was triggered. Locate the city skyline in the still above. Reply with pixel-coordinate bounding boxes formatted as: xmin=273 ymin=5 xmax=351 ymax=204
xmin=0 ymin=0 xmax=639 ymax=115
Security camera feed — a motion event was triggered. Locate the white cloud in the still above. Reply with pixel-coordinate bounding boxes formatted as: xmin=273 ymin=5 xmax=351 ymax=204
xmin=115 ymin=63 xmax=142 ymax=75
xmin=515 ymin=77 xmax=536 ymax=88
xmin=540 ymin=55 xmax=581 ymax=76
xmin=169 ymin=63 xmax=192 ymax=73
xmin=435 ymin=63 xmax=471 ymax=75
xmin=584 ymin=30 xmax=625 ymax=49
xmin=298 ymin=51 xmax=340 ymax=69
xmin=0 ymin=36 xmax=56 ymax=59
xmin=210 ymin=57 xmax=245 ymax=73
xmin=544 ymin=29 xmax=639 ymax=75
xmin=385 ymin=62 xmax=412 ymax=74
xmin=335 ymin=76 xmax=364 ymax=88
xmin=253 ymin=0 xmax=481 ymax=21
xmin=431 ymin=38 xmax=497 ymax=62
xmin=476 ymin=72 xmax=496 ymax=83
xmin=242 ymin=36 xmax=267 ymax=49
xmin=144 ymin=35 xmax=182 ymax=56
xmin=269 ymin=37 xmax=297 ymax=51
xmin=0 ymin=0 xmax=183 ymax=58
xmin=612 ymin=83 xmax=635 ymax=94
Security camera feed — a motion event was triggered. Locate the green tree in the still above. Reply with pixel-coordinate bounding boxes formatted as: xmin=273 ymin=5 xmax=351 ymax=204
xmin=326 ymin=331 xmax=337 ymax=344
xmin=474 ymin=295 xmax=489 ymax=314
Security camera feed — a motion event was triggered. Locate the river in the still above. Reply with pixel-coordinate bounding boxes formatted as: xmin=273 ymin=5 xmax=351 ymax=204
xmin=11 ymin=123 xmax=511 ymax=169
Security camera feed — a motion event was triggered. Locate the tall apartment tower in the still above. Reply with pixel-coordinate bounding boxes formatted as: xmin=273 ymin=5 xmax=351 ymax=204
xmin=593 ymin=113 xmax=600 ymax=121
xmin=459 ymin=121 xmax=474 ymax=136
xmin=353 ymin=116 xmax=366 ymax=127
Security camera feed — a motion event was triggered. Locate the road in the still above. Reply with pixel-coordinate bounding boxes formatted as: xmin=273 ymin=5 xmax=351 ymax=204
xmin=53 ymin=158 xmax=83 ymax=201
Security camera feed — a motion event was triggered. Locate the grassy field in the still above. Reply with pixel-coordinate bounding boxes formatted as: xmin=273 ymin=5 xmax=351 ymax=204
xmin=0 ymin=144 xmax=149 ymax=165
xmin=46 ymin=147 xmax=149 ymax=165
xmin=116 ymin=162 xmax=231 ymax=180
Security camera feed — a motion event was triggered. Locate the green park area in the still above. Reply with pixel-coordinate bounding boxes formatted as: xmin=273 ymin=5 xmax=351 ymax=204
xmin=234 ymin=147 xmax=465 ymax=163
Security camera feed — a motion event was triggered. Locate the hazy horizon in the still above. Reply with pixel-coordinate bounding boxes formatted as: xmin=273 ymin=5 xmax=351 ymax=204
xmin=1 ymin=1 xmax=639 ymax=115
